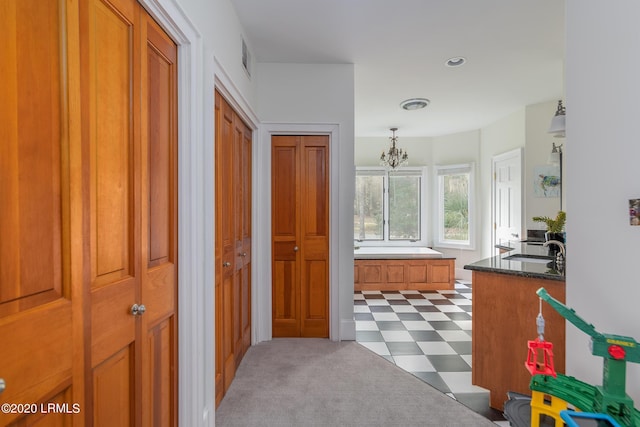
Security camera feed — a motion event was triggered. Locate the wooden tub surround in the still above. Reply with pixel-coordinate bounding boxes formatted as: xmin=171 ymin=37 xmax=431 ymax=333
xmin=353 ymin=247 xmax=455 ymax=291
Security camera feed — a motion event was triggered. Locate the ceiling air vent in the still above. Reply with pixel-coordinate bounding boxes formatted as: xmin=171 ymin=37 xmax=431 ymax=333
xmin=400 ymin=98 xmax=430 ymax=111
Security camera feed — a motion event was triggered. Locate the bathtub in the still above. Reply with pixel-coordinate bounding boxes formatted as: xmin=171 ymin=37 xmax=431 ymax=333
xmin=353 ymin=246 xmax=455 ymax=291
xmin=353 ymin=246 xmax=444 ymax=260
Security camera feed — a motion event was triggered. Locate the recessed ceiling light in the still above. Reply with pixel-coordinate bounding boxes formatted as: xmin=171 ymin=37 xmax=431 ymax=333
xmin=400 ymin=98 xmax=430 ymax=111
xmin=445 ymin=56 xmax=466 ymax=67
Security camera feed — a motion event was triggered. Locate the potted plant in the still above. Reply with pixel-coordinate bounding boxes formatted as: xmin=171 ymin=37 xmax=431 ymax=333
xmin=532 ymin=211 xmax=566 ymax=244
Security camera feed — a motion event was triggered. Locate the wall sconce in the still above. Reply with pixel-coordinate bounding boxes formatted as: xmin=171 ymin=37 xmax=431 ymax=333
xmin=549 ymin=142 xmax=563 ymax=209
xmin=548 ymin=100 xmax=566 ymax=137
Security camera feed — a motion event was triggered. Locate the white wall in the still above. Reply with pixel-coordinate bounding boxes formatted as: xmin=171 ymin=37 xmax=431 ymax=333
xmin=525 ymin=100 xmax=565 ymax=230
xmin=178 ymin=0 xmax=257 ymax=106
xmin=479 ymin=109 xmax=526 ymax=257
xmin=432 ymin=131 xmax=481 ymax=280
xmin=566 ymin=0 xmax=640 ymax=404
xmin=255 ymin=63 xmax=356 ymax=341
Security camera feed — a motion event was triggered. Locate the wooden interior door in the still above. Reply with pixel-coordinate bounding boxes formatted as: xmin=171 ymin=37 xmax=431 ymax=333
xmin=272 ymin=135 xmax=329 ymax=338
xmin=236 ymin=118 xmax=252 ymax=356
xmin=140 ymin=11 xmax=178 ymax=427
xmin=271 ymin=137 xmax=301 ymax=337
xmin=83 ymin=0 xmax=178 ymax=424
xmin=0 ymin=1 xmax=79 ymax=424
xmin=214 ymin=91 xmax=252 ymax=406
xmin=1 ymin=0 xmax=177 ymax=424
xmin=215 ymin=93 xmax=237 ymax=404
xmin=82 ymin=0 xmax=141 ymax=423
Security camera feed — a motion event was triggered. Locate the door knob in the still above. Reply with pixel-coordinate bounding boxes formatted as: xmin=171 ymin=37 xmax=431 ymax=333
xmin=293 ymin=246 xmax=299 ymax=252
xmin=223 ymin=261 xmax=231 ymax=267
xmin=131 ymin=304 xmax=146 ymax=316
xmin=0 ymin=378 xmax=5 ymax=394
xmin=240 ymin=252 xmax=247 ymax=257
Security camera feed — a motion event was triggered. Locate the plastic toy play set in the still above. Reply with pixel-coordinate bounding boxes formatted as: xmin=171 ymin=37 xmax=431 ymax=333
xmin=503 ymin=288 xmax=640 ymax=427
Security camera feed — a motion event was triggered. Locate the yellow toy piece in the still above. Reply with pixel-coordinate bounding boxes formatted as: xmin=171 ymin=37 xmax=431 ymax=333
xmin=530 ymin=389 xmax=578 ymax=427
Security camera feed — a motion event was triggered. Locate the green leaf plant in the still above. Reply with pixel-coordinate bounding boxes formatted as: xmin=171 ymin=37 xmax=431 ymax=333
xmin=532 ymin=211 xmax=566 ymax=233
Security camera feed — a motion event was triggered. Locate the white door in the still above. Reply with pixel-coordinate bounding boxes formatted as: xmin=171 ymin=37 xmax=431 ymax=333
xmin=492 ymin=149 xmax=523 ymax=250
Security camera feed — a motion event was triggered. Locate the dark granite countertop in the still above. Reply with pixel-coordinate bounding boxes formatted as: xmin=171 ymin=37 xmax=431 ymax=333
xmin=463 ymin=241 xmax=565 ymax=281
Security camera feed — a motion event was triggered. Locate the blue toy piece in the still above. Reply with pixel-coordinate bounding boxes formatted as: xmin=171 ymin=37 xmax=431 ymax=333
xmin=560 ymin=410 xmax=622 ymax=427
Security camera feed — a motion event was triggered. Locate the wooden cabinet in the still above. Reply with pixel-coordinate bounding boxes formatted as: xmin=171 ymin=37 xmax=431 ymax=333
xmin=471 ymin=271 xmax=565 ymax=410
xmin=354 ymin=259 xmax=455 ymax=291
xmin=215 ymin=91 xmax=252 ymax=406
xmin=0 ymin=1 xmax=178 ymax=425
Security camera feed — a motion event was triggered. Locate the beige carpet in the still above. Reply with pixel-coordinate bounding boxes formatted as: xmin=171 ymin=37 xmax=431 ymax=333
xmin=215 ymin=338 xmax=497 ymax=426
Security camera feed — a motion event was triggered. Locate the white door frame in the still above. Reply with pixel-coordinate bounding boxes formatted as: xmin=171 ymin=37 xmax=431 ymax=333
xmin=255 ymin=123 xmax=341 ymax=343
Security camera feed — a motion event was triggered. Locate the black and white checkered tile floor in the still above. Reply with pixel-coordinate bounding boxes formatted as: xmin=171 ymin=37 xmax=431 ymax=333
xmin=354 ymin=281 xmax=510 ymax=425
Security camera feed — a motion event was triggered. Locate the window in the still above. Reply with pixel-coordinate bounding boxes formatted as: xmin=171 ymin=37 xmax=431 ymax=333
xmin=354 ymin=171 xmax=384 ymax=240
xmin=354 ymin=167 xmax=426 ymax=244
xmin=435 ymin=164 xmax=475 ymax=249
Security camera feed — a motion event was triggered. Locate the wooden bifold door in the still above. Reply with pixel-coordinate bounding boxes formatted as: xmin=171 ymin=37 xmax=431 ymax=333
xmin=271 ymin=135 xmax=329 ymax=338
xmin=0 ymin=0 xmax=178 ymax=425
xmin=214 ymin=91 xmax=252 ymax=406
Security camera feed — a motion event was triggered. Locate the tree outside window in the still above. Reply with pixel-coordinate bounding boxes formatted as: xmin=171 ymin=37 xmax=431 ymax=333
xmin=354 ymin=173 xmax=383 ymax=240
xmin=354 ymin=168 xmax=425 ymax=244
xmin=389 ymin=174 xmax=420 ymax=240
xmin=435 ymin=164 xmax=474 ymax=249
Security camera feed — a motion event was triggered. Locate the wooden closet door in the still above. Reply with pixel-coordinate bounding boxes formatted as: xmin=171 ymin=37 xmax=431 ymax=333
xmin=0 ymin=1 xmax=80 ymax=424
xmin=299 ymin=136 xmax=329 ymax=337
xmin=1 ymin=0 xmax=177 ymax=424
xmin=82 ymin=0 xmax=141 ymax=423
xmin=83 ymin=0 xmax=178 ymax=424
xmin=215 ymin=91 xmax=252 ymax=405
xmin=236 ymin=120 xmax=252 ymax=356
xmin=214 ymin=94 xmax=226 ymax=406
xmin=271 ymin=137 xmax=301 ymax=337
xmin=215 ymin=92 xmax=237 ymax=404
xmin=271 ymin=135 xmax=329 ymax=338
xmin=140 ymin=11 xmax=178 ymax=427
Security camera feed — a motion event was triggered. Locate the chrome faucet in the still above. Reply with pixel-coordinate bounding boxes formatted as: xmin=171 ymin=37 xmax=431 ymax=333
xmin=543 ymin=240 xmax=565 ymax=256
xmin=543 ymin=239 xmax=565 ymax=268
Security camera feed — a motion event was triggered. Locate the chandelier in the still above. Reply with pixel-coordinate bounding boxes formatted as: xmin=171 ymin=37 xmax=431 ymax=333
xmin=380 ymin=127 xmax=408 ymax=169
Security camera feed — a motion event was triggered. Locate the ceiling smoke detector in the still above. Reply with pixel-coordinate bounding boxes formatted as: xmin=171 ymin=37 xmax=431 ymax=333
xmin=400 ymin=98 xmax=430 ymax=111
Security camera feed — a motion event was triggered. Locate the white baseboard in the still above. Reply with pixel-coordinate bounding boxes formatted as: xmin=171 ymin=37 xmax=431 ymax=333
xmin=340 ymin=319 xmax=356 ymax=341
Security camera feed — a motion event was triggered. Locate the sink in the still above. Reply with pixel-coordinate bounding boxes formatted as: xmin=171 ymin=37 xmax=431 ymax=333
xmin=503 ymin=254 xmax=553 ymax=264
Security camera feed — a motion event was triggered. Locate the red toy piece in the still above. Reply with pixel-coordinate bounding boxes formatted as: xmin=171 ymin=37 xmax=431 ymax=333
xmin=608 ymin=345 xmax=626 ymax=360
xmin=526 ymin=338 xmax=557 ymax=378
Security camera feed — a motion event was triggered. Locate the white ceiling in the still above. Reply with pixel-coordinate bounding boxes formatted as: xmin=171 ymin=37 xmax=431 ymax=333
xmin=230 ymin=0 xmax=565 ymax=137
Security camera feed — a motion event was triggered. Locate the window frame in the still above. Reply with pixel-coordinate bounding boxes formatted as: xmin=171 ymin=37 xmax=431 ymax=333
xmin=433 ymin=163 xmax=476 ymax=250
xmin=354 ymin=166 xmax=428 ymax=246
